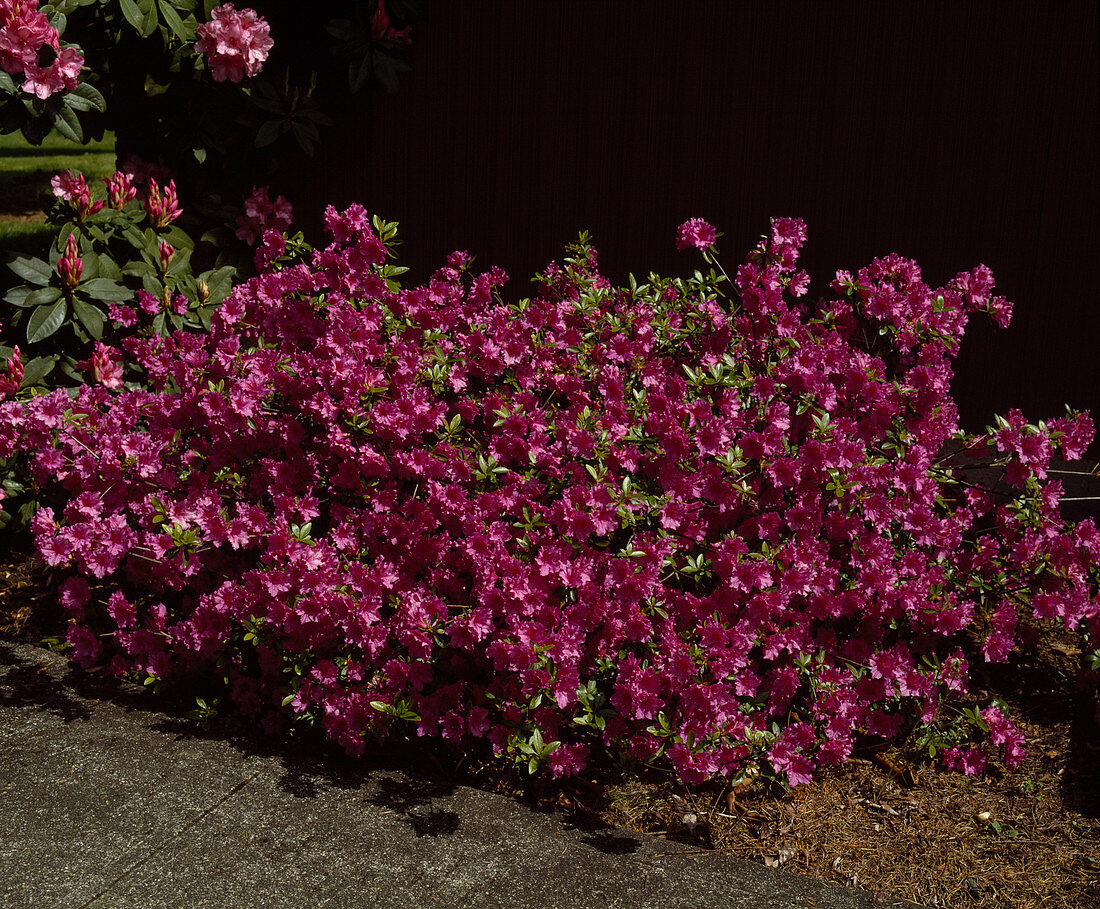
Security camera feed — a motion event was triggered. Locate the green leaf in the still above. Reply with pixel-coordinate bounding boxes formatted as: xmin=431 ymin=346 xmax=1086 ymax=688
xmin=67 ymin=81 xmax=106 ymax=113
xmin=161 ymin=226 xmax=194 ymax=250
xmin=81 ymin=278 xmax=132 ymax=303
xmin=157 ymin=0 xmax=194 ymax=40
xmin=6 ymin=256 xmax=53 ymax=285
xmin=72 ymin=298 xmax=105 ymax=339
xmin=19 ymin=356 xmax=56 ymax=388
xmin=135 ymin=0 xmax=159 ymax=36
xmin=0 ymin=70 xmax=15 ymax=94
xmin=4 ymin=286 xmax=33 ymax=307
xmin=50 ymin=101 xmax=83 ymax=143
xmin=254 ymin=119 xmax=284 ymax=148
xmin=202 ymin=265 xmax=238 ymax=302
xmin=24 ymin=286 xmax=63 ymax=308
xmin=123 ymin=259 xmax=156 ymax=278
xmin=26 ymin=299 xmax=67 ymax=344
xmin=348 ymin=53 xmax=373 ymax=93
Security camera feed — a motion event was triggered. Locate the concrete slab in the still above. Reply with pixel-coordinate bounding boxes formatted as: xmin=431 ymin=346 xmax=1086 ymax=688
xmin=0 ymin=642 xmax=926 ymax=909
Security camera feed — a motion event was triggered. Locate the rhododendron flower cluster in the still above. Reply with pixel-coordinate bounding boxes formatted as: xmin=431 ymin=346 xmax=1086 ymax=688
xmin=50 ymin=170 xmax=103 ymax=219
xmin=235 ymin=186 xmax=293 ymax=246
xmin=3 ymin=209 xmax=1097 ymax=787
xmin=0 ymin=0 xmax=83 ymax=98
xmin=371 ymin=1 xmax=412 ymax=44
xmin=194 ymin=4 xmax=273 ymax=83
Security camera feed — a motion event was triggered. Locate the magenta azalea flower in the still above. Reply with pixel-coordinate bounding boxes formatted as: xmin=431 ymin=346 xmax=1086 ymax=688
xmin=675 ymin=217 xmax=717 ymax=251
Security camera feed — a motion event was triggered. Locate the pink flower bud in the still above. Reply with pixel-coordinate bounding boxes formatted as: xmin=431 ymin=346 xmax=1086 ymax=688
xmin=58 ymin=233 xmax=83 ymax=290
xmin=103 ymin=171 xmax=137 ymax=209
xmin=0 ymin=345 xmax=23 ymax=396
xmin=158 ymin=241 xmax=175 ymax=272
xmin=145 ymin=178 xmax=182 ymax=228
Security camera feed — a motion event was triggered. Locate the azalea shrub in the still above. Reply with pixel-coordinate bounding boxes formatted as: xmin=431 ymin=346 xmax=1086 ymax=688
xmin=2 ymin=209 xmax=1097 ymax=786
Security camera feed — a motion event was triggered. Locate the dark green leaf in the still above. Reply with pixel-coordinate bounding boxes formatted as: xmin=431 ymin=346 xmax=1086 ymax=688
xmin=202 ymin=264 xmax=238 ymax=300
xmin=26 ymin=299 xmax=67 ymax=344
xmin=122 ymin=225 xmax=146 ymax=248
xmin=24 ymin=286 xmax=63 ymax=307
xmin=325 ymin=18 xmax=357 ymax=41
xmin=19 ymin=356 xmax=56 ymax=388
xmin=254 ymin=119 xmax=283 ymax=148
xmin=152 ymin=311 xmax=166 ymax=336
xmin=157 ymin=0 xmax=194 ymax=40
xmin=72 ymin=298 xmax=105 ymax=339
xmin=349 ymin=53 xmax=373 ymax=93
xmin=134 ymin=0 xmax=158 ymax=36
xmin=123 ymin=259 xmax=155 ymax=278
xmin=68 ymin=82 xmax=106 ymax=113
xmin=49 ymin=102 xmax=82 ymax=143
xmin=81 ymin=278 xmax=132 ymax=302
xmin=0 ymin=71 xmax=16 ymax=93
xmin=96 ymin=254 xmax=123 ymax=281
xmin=161 ymin=226 xmax=194 ymax=250
xmin=3 ymin=286 xmax=32 ymax=307
xmin=165 ymin=245 xmax=192 ymax=276
xmin=6 ymin=256 xmax=52 ymax=285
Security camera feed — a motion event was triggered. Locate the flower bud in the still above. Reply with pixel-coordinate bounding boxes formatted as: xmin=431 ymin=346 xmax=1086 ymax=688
xmin=158 ymin=241 xmax=175 ymax=273
xmin=58 ymin=234 xmax=83 ymax=290
xmin=146 ymin=178 xmax=182 ymax=228
xmin=103 ymin=171 xmax=137 ymax=210
xmin=0 ymin=346 xmax=23 ymax=396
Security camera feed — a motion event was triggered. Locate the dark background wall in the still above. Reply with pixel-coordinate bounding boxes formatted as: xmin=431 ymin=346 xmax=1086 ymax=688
xmin=285 ymin=1 xmax=1099 ymax=438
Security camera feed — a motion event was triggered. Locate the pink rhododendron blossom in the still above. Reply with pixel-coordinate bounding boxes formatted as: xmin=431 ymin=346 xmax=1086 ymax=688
xmin=0 ymin=0 xmax=54 ymax=76
xmin=51 ymin=169 xmax=102 ymax=218
xmin=0 ymin=1 xmax=83 ymax=98
xmin=51 ymin=169 xmax=84 ymax=200
xmin=22 ymin=43 xmax=81 ymax=97
xmin=194 ymin=4 xmax=273 ymax=83
xmin=675 ymin=217 xmax=717 ymax=251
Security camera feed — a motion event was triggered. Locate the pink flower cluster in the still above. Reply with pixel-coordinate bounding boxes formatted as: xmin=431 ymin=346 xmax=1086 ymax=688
xmin=0 ymin=0 xmax=82 ymax=98
xmin=235 ymin=185 xmax=293 ymax=246
xmin=3 ymin=210 xmax=1096 ymax=786
xmin=194 ymin=4 xmax=273 ymax=83
xmin=50 ymin=170 xmax=103 ymax=219
xmin=676 ymin=217 xmax=717 ymax=252
xmin=371 ymin=1 xmax=412 ymax=44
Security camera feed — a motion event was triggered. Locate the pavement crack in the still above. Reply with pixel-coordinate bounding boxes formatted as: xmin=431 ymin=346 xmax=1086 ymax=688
xmin=71 ymin=764 xmax=268 ymax=909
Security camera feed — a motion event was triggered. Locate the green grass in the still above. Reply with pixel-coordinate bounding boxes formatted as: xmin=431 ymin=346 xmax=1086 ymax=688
xmin=0 ymin=130 xmax=116 ymax=256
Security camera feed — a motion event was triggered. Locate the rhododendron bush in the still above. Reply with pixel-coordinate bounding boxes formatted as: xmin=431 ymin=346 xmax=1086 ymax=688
xmin=2 ymin=210 xmax=1097 ymax=786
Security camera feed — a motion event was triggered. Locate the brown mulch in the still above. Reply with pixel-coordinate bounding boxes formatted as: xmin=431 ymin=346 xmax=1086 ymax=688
xmin=1 ymin=545 xmax=1097 ymax=909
